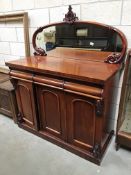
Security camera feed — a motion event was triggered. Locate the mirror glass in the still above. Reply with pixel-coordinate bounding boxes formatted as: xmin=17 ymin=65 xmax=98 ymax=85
xmin=35 ymin=23 xmax=123 ymax=53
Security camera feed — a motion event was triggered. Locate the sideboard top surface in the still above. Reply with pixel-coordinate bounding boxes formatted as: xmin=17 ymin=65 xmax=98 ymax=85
xmin=47 ymin=48 xmax=113 ymax=62
xmin=6 ymin=48 xmax=120 ymax=84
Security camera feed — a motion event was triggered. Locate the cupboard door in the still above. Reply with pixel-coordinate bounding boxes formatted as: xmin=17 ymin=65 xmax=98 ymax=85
xmin=15 ymin=80 xmax=37 ymax=129
xmin=66 ymin=94 xmax=96 ymax=151
xmin=37 ymin=86 xmax=66 ymax=140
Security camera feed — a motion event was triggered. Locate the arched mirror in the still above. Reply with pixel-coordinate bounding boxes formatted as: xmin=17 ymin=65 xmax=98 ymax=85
xmin=32 ymin=5 xmax=127 ymax=64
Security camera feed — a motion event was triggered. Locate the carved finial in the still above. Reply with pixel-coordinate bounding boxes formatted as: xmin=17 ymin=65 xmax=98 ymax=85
xmin=69 ymin=5 xmax=72 ymax=11
xmin=63 ymin=5 xmax=79 ymax=24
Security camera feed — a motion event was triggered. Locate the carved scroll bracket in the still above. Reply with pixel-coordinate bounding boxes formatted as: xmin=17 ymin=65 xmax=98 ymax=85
xmin=93 ymin=143 xmax=101 ymax=159
xmin=17 ymin=112 xmax=24 ymax=124
xmin=95 ymin=100 xmax=103 ymax=116
xmin=34 ymin=47 xmax=47 ymax=56
xmin=105 ymin=53 xmax=121 ymax=64
xmin=32 ymin=26 xmax=47 ymax=56
xmin=63 ymin=5 xmax=79 ymax=24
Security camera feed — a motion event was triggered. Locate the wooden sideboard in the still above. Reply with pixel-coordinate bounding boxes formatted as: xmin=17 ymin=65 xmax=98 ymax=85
xmin=6 ymin=48 xmax=121 ymax=165
xmin=5 ymin=6 xmax=128 ymax=165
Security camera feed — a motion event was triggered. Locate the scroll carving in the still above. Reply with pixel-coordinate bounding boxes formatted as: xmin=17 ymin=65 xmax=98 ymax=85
xmin=63 ymin=5 xmax=78 ymax=23
xmin=34 ymin=47 xmax=47 ymax=56
xmin=105 ymin=53 xmax=121 ymax=64
xmin=17 ymin=112 xmax=24 ymax=124
xmin=93 ymin=143 xmax=101 ymax=159
xmin=95 ymin=100 xmax=103 ymax=116
xmin=32 ymin=26 xmax=47 ymax=56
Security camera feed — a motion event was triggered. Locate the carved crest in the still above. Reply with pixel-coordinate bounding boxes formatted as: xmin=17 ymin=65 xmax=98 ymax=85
xmin=63 ymin=5 xmax=79 ymax=23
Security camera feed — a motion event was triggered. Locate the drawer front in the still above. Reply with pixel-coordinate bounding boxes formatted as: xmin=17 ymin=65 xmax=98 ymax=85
xmin=33 ymin=75 xmax=64 ymax=89
xmin=64 ymin=82 xmax=103 ymax=99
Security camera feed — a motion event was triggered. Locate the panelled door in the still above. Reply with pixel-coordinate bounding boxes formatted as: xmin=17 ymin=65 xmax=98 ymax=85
xmin=15 ymin=80 xmax=37 ymax=130
xmin=37 ymin=85 xmax=66 ymax=140
xmin=66 ymin=93 xmax=96 ymax=151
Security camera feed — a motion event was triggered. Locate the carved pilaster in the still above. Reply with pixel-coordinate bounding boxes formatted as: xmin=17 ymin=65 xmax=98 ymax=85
xmin=95 ymin=100 xmax=103 ymax=116
xmin=17 ymin=112 xmax=24 ymax=124
xmin=10 ymin=78 xmax=18 ymax=90
xmin=93 ymin=143 xmax=101 ymax=159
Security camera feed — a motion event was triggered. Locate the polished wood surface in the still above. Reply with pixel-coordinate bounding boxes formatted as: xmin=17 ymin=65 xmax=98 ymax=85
xmin=6 ymin=49 xmax=120 ymax=84
xmin=48 ymin=47 xmax=113 ymax=61
xmin=64 ymin=81 xmax=103 ymax=99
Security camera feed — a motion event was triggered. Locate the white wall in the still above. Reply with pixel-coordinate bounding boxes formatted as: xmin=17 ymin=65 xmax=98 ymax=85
xmin=0 ymin=0 xmax=130 ymax=130
xmin=1 ymin=0 xmax=131 ymax=64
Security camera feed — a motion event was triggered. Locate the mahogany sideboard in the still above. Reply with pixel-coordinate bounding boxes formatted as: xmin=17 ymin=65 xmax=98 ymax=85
xmin=5 ymin=6 xmax=127 ymax=165
xmin=6 ymin=48 xmax=122 ymax=165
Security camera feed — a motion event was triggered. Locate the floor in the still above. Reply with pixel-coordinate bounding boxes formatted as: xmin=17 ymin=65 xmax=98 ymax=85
xmin=0 ymin=114 xmax=131 ymax=175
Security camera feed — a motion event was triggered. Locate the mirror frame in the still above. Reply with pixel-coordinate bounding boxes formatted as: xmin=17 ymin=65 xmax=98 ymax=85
xmin=32 ymin=6 xmax=127 ymax=64
xmin=0 ymin=12 xmax=30 ymax=57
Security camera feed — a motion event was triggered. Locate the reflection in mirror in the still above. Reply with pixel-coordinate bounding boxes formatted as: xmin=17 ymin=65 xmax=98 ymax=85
xmin=36 ymin=26 xmax=56 ymax=52
xmin=36 ymin=23 xmax=123 ymax=54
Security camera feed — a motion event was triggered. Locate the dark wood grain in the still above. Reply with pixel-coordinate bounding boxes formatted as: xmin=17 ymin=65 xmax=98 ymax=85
xmin=64 ymin=81 xmax=103 ymax=99
xmin=66 ymin=93 xmax=95 ymax=151
xmin=37 ymin=85 xmax=66 ymax=140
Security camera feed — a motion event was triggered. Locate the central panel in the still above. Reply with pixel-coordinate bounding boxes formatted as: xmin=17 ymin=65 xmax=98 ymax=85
xmin=36 ymin=85 xmax=66 ymax=140
xmin=66 ymin=94 xmax=96 ymax=151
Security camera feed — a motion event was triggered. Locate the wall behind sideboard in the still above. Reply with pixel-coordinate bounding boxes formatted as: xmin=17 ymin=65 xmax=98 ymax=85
xmin=0 ymin=0 xmax=130 ymax=130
